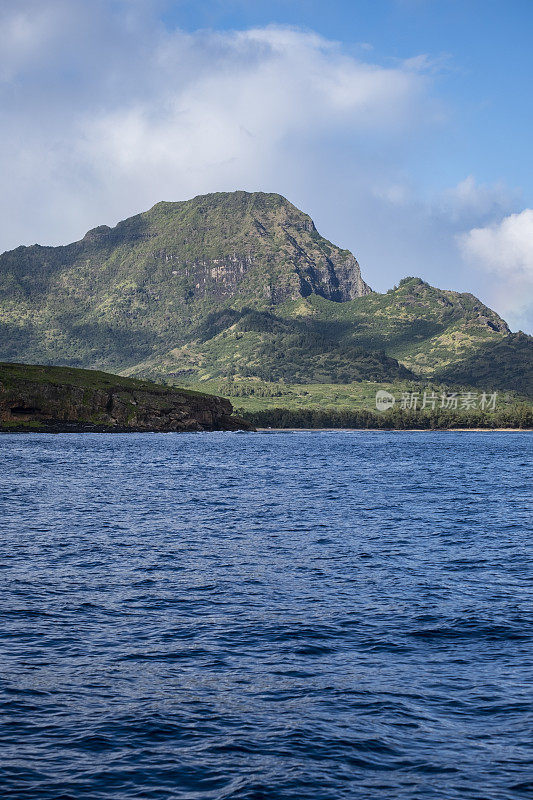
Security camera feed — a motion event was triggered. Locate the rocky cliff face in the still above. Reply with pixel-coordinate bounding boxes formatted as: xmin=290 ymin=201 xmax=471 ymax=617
xmin=77 ymin=191 xmax=371 ymax=304
xmin=0 ymin=363 xmax=251 ymax=432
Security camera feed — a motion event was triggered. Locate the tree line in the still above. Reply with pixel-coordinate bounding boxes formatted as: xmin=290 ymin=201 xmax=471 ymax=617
xmin=241 ymin=405 xmax=533 ymax=430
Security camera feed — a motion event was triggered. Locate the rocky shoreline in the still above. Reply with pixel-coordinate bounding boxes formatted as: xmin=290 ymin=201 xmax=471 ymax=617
xmin=0 ymin=363 xmax=253 ymax=433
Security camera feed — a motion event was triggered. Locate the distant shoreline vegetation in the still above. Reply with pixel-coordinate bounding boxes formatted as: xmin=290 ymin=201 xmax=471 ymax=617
xmin=182 ymin=377 xmax=532 ymax=430
xmin=241 ymin=406 xmax=533 ymax=430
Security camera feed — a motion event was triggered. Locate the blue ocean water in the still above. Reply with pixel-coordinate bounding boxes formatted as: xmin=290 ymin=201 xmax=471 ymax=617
xmin=0 ymin=430 xmax=532 ymax=800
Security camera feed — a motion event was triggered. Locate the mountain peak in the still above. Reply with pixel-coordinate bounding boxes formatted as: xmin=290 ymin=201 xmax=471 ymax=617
xmin=72 ymin=190 xmax=371 ymax=304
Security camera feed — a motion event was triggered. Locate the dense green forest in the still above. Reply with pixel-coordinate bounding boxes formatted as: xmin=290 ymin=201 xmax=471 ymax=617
xmin=242 ymin=405 xmax=533 ymax=430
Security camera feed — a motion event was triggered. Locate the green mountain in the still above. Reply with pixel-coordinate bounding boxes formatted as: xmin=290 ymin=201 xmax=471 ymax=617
xmin=434 ymin=331 xmax=533 ymax=395
xmin=0 ymin=190 xmax=531 ymax=395
xmin=275 ymin=277 xmax=518 ymax=377
xmin=123 ymin=307 xmax=414 ymax=384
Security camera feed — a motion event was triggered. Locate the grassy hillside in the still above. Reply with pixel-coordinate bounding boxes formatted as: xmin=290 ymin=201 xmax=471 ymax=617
xmin=183 ymin=377 xmax=529 ymax=413
xmin=434 ymin=332 xmax=533 ymax=394
xmin=0 ymin=361 xmax=194 ymax=393
xmin=181 ymin=377 xmax=532 ymax=430
xmin=122 ymin=308 xmax=414 ymax=384
xmin=277 ymin=278 xmax=512 ymax=375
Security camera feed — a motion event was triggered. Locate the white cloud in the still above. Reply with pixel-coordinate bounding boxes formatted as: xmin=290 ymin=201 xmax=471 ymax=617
xmin=438 ymin=175 xmax=517 ymax=225
xmin=79 ymin=24 xmax=431 ymax=224
xmin=459 ymin=210 xmax=533 ymax=331
xmin=460 ymin=209 xmax=533 ymax=279
xmin=0 ymin=5 xmax=57 ymax=80
xmin=0 ymin=2 xmax=432 ymax=251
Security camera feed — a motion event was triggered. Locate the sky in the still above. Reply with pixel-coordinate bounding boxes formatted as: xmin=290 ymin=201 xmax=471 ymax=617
xmin=1 ymin=0 xmax=532 ymax=332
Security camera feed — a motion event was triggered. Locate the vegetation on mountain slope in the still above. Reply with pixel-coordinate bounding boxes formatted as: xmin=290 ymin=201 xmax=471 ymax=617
xmin=0 ymin=191 xmax=369 ymax=370
xmin=0 ymin=191 xmax=530 ymax=395
xmin=122 ymin=308 xmax=414 ymax=384
xmin=434 ymin=332 xmax=533 ymax=394
xmin=277 ymin=277 xmax=512 ymax=374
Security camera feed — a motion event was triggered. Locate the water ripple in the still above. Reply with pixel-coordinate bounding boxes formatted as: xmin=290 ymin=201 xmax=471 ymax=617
xmin=0 ymin=431 xmax=532 ymax=799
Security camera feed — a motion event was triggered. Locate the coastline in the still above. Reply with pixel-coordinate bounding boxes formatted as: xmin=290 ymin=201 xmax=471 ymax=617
xmin=1 ymin=424 xmax=530 ymax=434
xmin=257 ymin=427 xmax=532 ymax=432
xmin=0 ymin=421 xmax=253 ymax=434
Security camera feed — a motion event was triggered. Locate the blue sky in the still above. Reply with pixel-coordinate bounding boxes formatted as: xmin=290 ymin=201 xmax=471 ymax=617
xmin=166 ymin=0 xmax=533 ymax=200
xmin=0 ymin=0 xmax=531 ymax=330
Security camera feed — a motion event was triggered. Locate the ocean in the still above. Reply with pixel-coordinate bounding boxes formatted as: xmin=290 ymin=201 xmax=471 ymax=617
xmin=1 ymin=431 xmax=532 ymax=799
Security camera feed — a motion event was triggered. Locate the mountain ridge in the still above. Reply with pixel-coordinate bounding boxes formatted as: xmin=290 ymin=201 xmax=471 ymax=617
xmin=0 ymin=191 xmax=531 ymax=394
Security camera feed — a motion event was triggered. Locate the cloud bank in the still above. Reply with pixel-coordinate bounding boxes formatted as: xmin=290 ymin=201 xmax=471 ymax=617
xmin=461 ymin=209 xmax=533 ymax=279
xmin=0 ymin=0 xmax=530 ymax=331
xmin=460 ymin=210 xmax=533 ymax=331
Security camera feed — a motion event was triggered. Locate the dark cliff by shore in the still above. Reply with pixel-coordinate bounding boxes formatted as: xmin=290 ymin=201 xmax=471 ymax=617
xmin=0 ymin=363 xmax=252 ymax=432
